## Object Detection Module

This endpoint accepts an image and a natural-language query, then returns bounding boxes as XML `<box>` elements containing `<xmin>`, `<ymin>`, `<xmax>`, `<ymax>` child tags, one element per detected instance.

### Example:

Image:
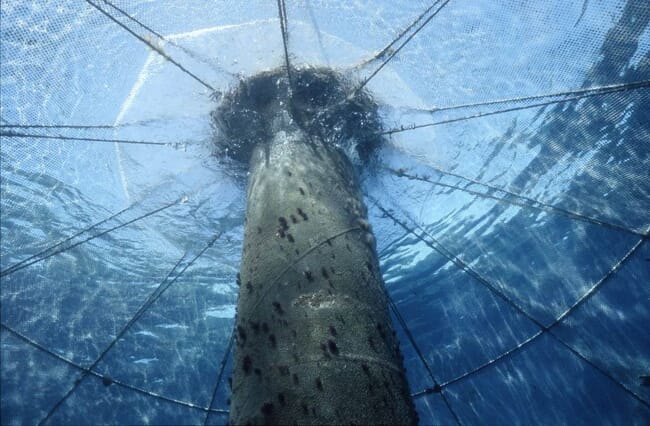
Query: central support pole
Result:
<box><xmin>229</xmin><ymin>113</ymin><xmax>417</xmax><ymax>424</ymax></box>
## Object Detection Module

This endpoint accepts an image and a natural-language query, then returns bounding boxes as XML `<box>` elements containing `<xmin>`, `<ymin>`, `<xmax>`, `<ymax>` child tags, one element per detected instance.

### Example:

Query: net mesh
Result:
<box><xmin>1</xmin><ymin>1</ymin><xmax>649</xmax><ymax>425</ymax></box>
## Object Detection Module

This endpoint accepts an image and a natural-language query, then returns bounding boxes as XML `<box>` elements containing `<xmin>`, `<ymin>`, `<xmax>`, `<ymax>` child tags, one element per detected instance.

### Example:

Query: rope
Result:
<box><xmin>203</xmin><ymin>331</ymin><xmax>235</xmax><ymax>426</ymax></box>
<box><xmin>370</xmin><ymin>198</ymin><xmax>649</xmax><ymax>408</ymax></box>
<box><xmin>351</xmin><ymin>0</ymin><xmax>451</xmax><ymax>98</ymax></box>
<box><xmin>385</xmin><ymin>167</ymin><xmax>648</xmax><ymax>238</ymax></box>
<box><xmin>99</xmin><ymin>0</ymin><xmax>236</xmax><ymax>79</ymax></box>
<box><xmin>352</xmin><ymin>0</ymin><xmax>444</xmax><ymax>71</ymax></box>
<box><xmin>39</xmin><ymin>233</ymin><xmax>222</xmax><ymax>425</ymax></box>
<box><xmin>0</xmin><ymin>324</ymin><xmax>228</xmax><ymax>415</ymax></box>
<box><xmin>247</xmin><ymin>227</ymin><xmax>364</xmax><ymax>315</ymax></box>
<box><xmin>396</xmin><ymin>79</ymin><xmax>650</xmax><ymax>115</ymax></box>
<box><xmin>0</xmin><ymin>131</ymin><xmax>169</xmax><ymax>146</ymax></box>
<box><xmin>84</xmin><ymin>0</ymin><xmax>215</xmax><ymax>92</ymax></box>
<box><xmin>382</xmin><ymin>79</ymin><xmax>650</xmax><ymax>135</ymax></box>
<box><xmin>100</xmin><ymin>0</ymin><xmax>166</xmax><ymax>39</ymax></box>
<box><xmin>411</xmin><ymin>330</ymin><xmax>543</xmax><ymax>397</ymax></box>
<box><xmin>1</xmin><ymin>124</ymin><xmax>115</xmax><ymax>129</ymax></box>
<box><xmin>388</xmin><ymin>297</ymin><xmax>461</xmax><ymax>425</ymax></box>
<box><xmin>0</xmin><ymin>198</ymin><xmax>182</xmax><ymax>277</ymax></box>
<box><xmin>0</xmin><ymin>116</ymin><xmax>202</xmax><ymax>130</ymax></box>
<box><xmin>276</xmin><ymin>0</ymin><xmax>293</xmax><ymax>90</ymax></box>
<box><xmin>372</xmin><ymin>198</ymin><xmax>544</xmax><ymax>326</ymax></box>
<box><xmin>377</xmin><ymin>232</ymin><xmax>410</xmax><ymax>259</ymax></box>
<box><xmin>1</xmin><ymin>204</ymin><xmax>135</xmax><ymax>275</ymax></box>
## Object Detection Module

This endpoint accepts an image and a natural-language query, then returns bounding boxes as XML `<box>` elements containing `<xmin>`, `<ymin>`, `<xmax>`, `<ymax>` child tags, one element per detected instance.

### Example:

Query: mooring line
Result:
<box><xmin>0</xmin><ymin>131</ymin><xmax>170</xmax><ymax>146</ymax></box>
<box><xmin>352</xmin><ymin>0</ymin><xmax>444</xmax><ymax>71</ymax></box>
<box><xmin>0</xmin><ymin>198</ymin><xmax>181</xmax><ymax>277</ymax></box>
<box><xmin>372</xmin><ymin>197</ymin><xmax>649</xmax><ymax>407</ymax></box>
<box><xmin>382</xmin><ymin>79</ymin><xmax>650</xmax><ymax>135</ymax></box>
<box><xmin>351</xmin><ymin>0</ymin><xmax>451</xmax><ymax>98</ymax></box>
<box><xmin>1</xmin><ymin>204</ymin><xmax>135</xmax><ymax>276</ymax></box>
<box><xmin>384</xmin><ymin>167</ymin><xmax>647</xmax><ymax>238</ymax></box>
<box><xmin>203</xmin><ymin>330</ymin><xmax>235</xmax><ymax>426</ymax></box>
<box><xmin>38</xmin><ymin>233</ymin><xmax>222</xmax><ymax>425</ymax></box>
<box><xmin>84</xmin><ymin>0</ymin><xmax>215</xmax><ymax>92</ymax></box>
<box><xmin>0</xmin><ymin>324</ymin><xmax>228</xmax><ymax>415</ymax></box>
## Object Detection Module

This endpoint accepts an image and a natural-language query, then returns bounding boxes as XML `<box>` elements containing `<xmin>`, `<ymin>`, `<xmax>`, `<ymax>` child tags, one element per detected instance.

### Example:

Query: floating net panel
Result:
<box><xmin>1</xmin><ymin>1</ymin><xmax>649</xmax><ymax>425</ymax></box>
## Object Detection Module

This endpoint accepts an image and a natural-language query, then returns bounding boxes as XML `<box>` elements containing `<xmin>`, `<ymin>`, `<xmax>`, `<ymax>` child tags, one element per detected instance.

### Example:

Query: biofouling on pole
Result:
<box><xmin>215</xmin><ymin>68</ymin><xmax>417</xmax><ymax>425</ymax></box>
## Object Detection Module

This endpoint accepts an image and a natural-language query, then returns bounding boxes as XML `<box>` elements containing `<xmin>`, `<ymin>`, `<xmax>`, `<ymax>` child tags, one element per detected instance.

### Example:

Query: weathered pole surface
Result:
<box><xmin>229</xmin><ymin>110</ymin><xmax>417</xmax><ymax>424</ymax></box>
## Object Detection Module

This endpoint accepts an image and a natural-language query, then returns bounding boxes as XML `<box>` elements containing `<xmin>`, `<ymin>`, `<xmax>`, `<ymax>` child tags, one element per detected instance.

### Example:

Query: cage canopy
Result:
<box><xmin>1</xmin><ymin>1</ymin><xmax>649</xmax><ymax>425</ymax></box>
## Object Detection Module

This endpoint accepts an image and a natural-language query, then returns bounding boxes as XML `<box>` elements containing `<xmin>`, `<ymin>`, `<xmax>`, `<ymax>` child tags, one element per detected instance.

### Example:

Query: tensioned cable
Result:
<box><xmin>362</xmin><ymin>220</ymin><xmax>446</xmax><ymax>407</ymax></box>
<box><xmin>276</xmin><ymin>0</ymin><xmax>293</xmax><ymax>90</ymax></box>
<box><xmin>308</xmin><ymin>0</ymin><xmax>449</xmax><ymax>127</ymax></box>
<box><xmin>388</xmin><ymin>297</ymin><xmax>461</xmax><ymax>425</ymax></box>
<box><xmin>369</xmin><ymin>197</ymin><xmax>541</xmax><ymax>328</ymax></box>
<box><xmin>409</xmin><ymin>330</ymin><xmax>543</xmax><ymax>399</ymax></box>
<box><xmin>551</xmin><ymin>232</ymin><xmax>649</xmax><ymax>327</ymax></box>
<box><xmin>0</xmin><ymin>324</ymin><xmax>228</xmax><ymax>415</ymax></box>
<box><xmin>0</xmin><ymin>131</ymin><xmax>169</xmax><ymax>146</ymax></box>
<box><xmin>351</xmin><ymin>0</ymin><xmax>451</xmax><ymax>98</ymax></box>
<box><xmin>1</xmin><ymin>204</ymin><xmax>135</xmax><ymax>275</ymax></box>
<box><xmin>1</xmin><ymin>124</ymin><xmax>115</xmax><ymax>130</ymax></box>
<box><xmin>352</xmin><ymin>0</ymin><xmax>443</xmax><ymax>71</ymax></box>
<box><xmin>0</xmin><ymin>116</ymin><xmax>202</xmax><ymax>130</ymax></box>
<box><xmin>203</xmin><ymin>330</ymin><xmax>235</xmax><ymax>426</ymax></box>
<box><xmin>381</xmin><ymin>79</ymin><xmax>650</xmax><ymax>135</ymax></box>
<box><xmin>370</xmin><ymin>198</ymin><xmax>650</xmax><ymax>407</ymax></box>
<box><xmin>98</xmin><ymin>0</ymin><xmax>236</xmax><ymax>79</ymax></box>
<box><xmin>384</xmin><ymin>167</ymin><xmax>648</xmax><ymax>238</ymax></box>
<box><xmin>436</xmin><ymin>232</ymin><xmax>647</xmax><ymax>392</ymax></box>
<box><xmin>306</xmin><ymin>0</ymin><xmax>449</xmax><ymax>130</ymax></box>
<box><xmin>83</xmin><ymin>0</ymin><xmax>215</xmax><ymax>92</ymax></box>
<box><xmin>99</xmin><ymin>0</ymin><xmax>164</xmax><ymax>39</ymax></box>
<box><xmin>394</xmin><ymin>80</ymin><xmax>650</xmax><ymax>115</ymax></box>
<box><xmin>39</xmin><ymin>232</ymin><xmax>223</xmax><ymax>425</ymax></box>
<box><xmin>0</xmin><ymin>198</ymin><xmax>182</xmax><ymax>277</ymax></box>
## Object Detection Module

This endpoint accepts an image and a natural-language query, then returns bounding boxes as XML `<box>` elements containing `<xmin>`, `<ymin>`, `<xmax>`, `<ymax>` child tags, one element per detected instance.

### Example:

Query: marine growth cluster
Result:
<box><xmin>212</xmin><ymin>67</ymin><xmax>385</xmax><ymax>166</ymax></box>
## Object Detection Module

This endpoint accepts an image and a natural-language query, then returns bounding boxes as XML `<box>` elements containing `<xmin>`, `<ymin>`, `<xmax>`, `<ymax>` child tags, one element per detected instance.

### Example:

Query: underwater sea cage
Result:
<box><xmin>1</xmin><ymin>1</ymin><xmax>649</xmax><ymax>425</ymax></box>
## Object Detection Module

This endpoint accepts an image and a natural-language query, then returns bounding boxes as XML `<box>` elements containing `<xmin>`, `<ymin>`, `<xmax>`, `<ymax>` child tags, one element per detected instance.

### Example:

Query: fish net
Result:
<box><xmin>1</xmin><ymin>1</ymin><xmax>649</xmax><ymax>424</ymax></box>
